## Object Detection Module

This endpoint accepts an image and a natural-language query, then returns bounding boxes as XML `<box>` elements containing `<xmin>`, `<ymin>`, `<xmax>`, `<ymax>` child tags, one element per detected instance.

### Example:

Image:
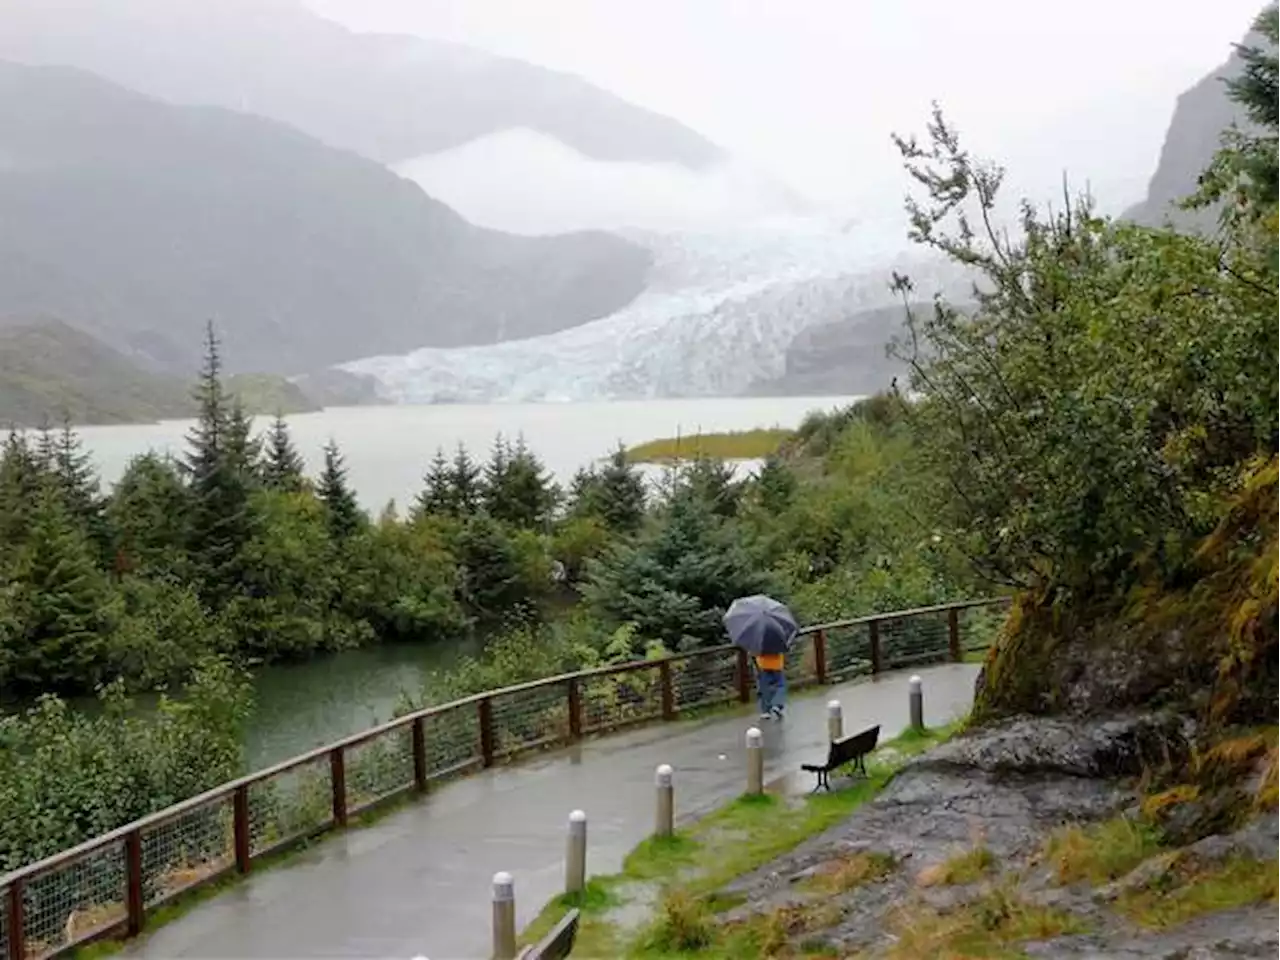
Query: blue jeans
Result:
<box><xmin>757</xmin><ymin>669</ymin><xmax>787</xmax><ymax>713</ymax></box>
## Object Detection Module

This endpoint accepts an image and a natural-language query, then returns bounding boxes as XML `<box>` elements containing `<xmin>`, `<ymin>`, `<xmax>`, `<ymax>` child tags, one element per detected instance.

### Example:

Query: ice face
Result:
<box><xmin>338</xmin><ymin>216</ymin><xmax>970</xmax><ymax>403</ymax></box>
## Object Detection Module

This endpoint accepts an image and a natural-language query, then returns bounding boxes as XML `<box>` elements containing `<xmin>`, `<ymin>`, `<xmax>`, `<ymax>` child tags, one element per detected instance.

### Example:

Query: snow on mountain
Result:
<box><xmin>393</xmin><ymin>127</ymin><xmax>813</xmax><ymax>235</ymax></box>
<box><xmin>338</xmin><ymin>217</ymin><xmax>970</xmax><ymax>403</ymax></box>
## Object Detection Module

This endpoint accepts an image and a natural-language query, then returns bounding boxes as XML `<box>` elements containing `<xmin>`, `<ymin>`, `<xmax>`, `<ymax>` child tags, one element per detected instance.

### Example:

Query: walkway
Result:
<box><xmin>123</xmin><ymin>662</ymin><xmax>980</xmax><ymax>959</ymax></box>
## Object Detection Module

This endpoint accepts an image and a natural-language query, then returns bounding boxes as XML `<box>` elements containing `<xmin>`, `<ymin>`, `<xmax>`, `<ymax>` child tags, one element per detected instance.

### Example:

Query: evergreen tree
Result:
<box><xmin>584</xmin><ymin>494</ymin><xmax>770</xmax><ymax>650</ymax></box>
<box><xmin>590</xmin><ymin>445</ymin><xmax>646</xmax><ymax>533</ymax></box>
<box><xmin>448</xmin><ymin>443</ymin><xmax>482</xmax><ymax>517</ymax></box>
<box><xmin>107</xmin><ymin>453</ymin><xmax>192</xmax><ymax>579</ymax></box>
<box><xmin>676</xmin><ymin>455</ymin><xmax>740</xmax><ymax>519</ymax></box>
<box><xmin>454</xmin><ymin>513</ymin><xmax>527</xmax><ymax>624</ymax></box>
<box><xmin>753</xmin><ymin>455</ymin><xmax>797</xmax><ymax>513</ymax></box>
<box><xmin>565</xmin><ymin>466</ymin><xmax>601</xmax><ymax>517</ymax></box>
<box><xmin>485</xmin><ymin>434</ymin><xmax>559</xmax><ymax>530</ymax></box>
<box><xmin>317</xmin><ymin>440</ymin><xmax>363</xmax><ymax>539</ymax></box>
<box><xmin>413</xmin><ymin>448</ymin><xmax>454</xmax><ymax>518</ymax></box>
<box><xmin>261</xmin><ymin>414</ymin><xmax>306</xmax><ymax>492</ymax></box>
<box><xmin>184</xmin><ymin>322</ymin><xmax>254</xmax><ymax>603</ymax></box>
<box><xmin>52</xmin><ymin>418</ymin><xmax>108</xmax><ymax>553</ymax></box>
<box><xmin>6</xmin><ymin>487</ymin><xmax>115</xmax><ymax>692</ymax></box>
<box><xmin>225</xmin><ymin>398</ymin><xmax>262</xmax><ymax>485</ymax></box>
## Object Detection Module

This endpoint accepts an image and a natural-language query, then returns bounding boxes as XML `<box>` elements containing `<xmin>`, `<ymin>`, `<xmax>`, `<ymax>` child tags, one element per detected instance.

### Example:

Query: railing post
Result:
<box><xmin>735</xmin><ymin>648</ymin><xmax>751</xmax><ymax>703</ymax></box>
<box><xmin>7</xmin><ymin>879</ymin><xmax>25</xmax><ymax>960</ymax></box>
<box><xmin>567</xmin><ymin>677</ymin><xmax>582</xmax><ymax>740</ymax></box>
<box><xmin>412</xmin><ymin>716</ymin><xmax>428</xmax><ymax>793</ymax></box>
<box><xmin>948</xmin><ymin>607</ymin><xmax>961</xmax><ymax>661</ymax></box>
<box><xmin>813</xmin><ymin>629</ymin><xmax>828</xmax><ymax>684</ymax></box>
<box><xmin>125</xmin><ymin>829</ymin><xmax>145</xmax><ymax>937</ymax></box>
<box><xmin>659</xmin><ymin>661</ymin><xmax>675</xmax><ymax>720</ymax></box>
<box><xmin>869</xmin><ymin>619</ymin><xmax>882</xmax><ymax>675</ymax></box>
<box><xmin>233</xmin><ymin>785</ymin><xmax>252</xmax><ymax>874</ymax></box>
<box><xmin>330</xmin><ymin>747</ymin><xmax>348</xmax><ymax>828</ymax></box>
<box><xmin>478</xmin><ymin>697</ymin><xmax>496</xmax><ymax>768</ymax></box>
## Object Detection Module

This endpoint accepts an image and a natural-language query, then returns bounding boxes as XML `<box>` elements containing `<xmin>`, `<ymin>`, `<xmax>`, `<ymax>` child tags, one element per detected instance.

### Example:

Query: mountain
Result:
<box><xmin>1121</xmin><ymin>24</ymin><xmax>1263</xmax><ymax>231</ymax></box>
<box><xmin>0</xmin><ymin>0</ymin><xmax>721</xmax><ymax>171</ymax></box>
<box><xmin>0</xmin><ymin>61</ymin><xmax>650</xmax><ymax>375</ymax></box>
<box><xmin>337</xmin><ymin>221</ymin><xmax>972</xmax><ymax>403</ymax></box>
<box><xmin>0</xmin><ymin>318</ymin><xmax>194</xmax><ymax>426</ymax></box>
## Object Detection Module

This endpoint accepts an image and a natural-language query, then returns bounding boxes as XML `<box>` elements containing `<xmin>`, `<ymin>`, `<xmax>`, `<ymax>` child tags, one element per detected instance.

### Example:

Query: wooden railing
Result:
<box><xmin>0</xmin><ymin>597</ymin><xmax>1009</xmax><ymax>960</ymax></box>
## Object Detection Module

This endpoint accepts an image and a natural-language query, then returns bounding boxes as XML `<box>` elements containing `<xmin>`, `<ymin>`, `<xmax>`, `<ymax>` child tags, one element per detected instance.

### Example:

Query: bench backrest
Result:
<box><xmin>517</xmin><ymin>908</ymin><xmax>580</xmax><ymax>960</ymax></box>
<box><xmin>829</xmin><ymin>725</ymin><xmax>880</xmax><ymax>765</ymax></box>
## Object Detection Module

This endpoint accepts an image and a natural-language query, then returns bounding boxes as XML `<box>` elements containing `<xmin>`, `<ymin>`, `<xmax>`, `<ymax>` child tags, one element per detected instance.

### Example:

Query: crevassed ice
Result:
<box><xmin>339</xmin><ymin>217</ymin><xmax>969</xmax><ymax>403</ymax></box>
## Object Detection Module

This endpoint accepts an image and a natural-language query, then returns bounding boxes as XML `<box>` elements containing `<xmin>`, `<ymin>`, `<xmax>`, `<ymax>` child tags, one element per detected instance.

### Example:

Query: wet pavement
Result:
<box><xmin>123</xmin><ymin>662</ymin><xmax>979</xmax><ymax>960</ymax></box>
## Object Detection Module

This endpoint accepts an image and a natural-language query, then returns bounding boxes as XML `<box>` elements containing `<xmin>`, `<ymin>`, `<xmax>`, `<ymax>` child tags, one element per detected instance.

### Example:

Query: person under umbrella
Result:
<box><xmin>723</xmin><ymin>595</ymin><xmax>799</xmax><ymax>721</ymax></box>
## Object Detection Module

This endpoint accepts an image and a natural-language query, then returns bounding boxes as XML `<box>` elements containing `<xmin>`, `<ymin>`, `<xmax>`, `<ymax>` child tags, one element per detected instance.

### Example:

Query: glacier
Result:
<box><xmin>337</xmin><ymin>216</ymin><xmax>971</xmax><ymax>404</ymax></box>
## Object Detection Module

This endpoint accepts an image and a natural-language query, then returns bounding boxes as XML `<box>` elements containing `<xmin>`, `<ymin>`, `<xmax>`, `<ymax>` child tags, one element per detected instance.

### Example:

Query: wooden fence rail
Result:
<box><xmin>0</xmin><ymin>596</ymin><xmax>1009</xmax><ymax>960</ymax></box>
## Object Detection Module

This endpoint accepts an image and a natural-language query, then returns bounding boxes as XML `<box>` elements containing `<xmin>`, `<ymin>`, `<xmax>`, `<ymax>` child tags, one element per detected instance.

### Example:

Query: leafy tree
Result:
<box><xmin>316</xmin><ymin>440</ymin><xmax>363</xmax><ymax>540</ymax></box>
<box><xmin>261</xmin><ymin>414</ymin><xmax>306</xmax><ymax>492</ymax></box>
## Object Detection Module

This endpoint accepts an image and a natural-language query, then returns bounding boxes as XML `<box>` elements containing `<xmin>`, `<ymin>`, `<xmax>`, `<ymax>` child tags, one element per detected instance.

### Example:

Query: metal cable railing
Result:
<box><xmin>0</xmin><ymin>596</ymin><xmax>1009</xmax><ymax>960</ymax></box>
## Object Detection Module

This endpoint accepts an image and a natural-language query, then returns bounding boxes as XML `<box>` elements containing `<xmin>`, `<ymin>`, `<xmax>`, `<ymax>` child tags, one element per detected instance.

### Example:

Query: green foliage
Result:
<box><xmin>482</xmin><ymin>434</ymin><xmax>559</xmax><ymax>530</ymax></box>
<box><xmin>570</xmin><ymin>445</ymin><xmax>647</xmax><ymax>533</ymax></box>
<box><xmin>0</xmin><ymin>656</ymin><xmax>250</xmax><ymax>871</ymax></box>
<box><xmin>260</xmin><ymin>414</ymin><xmax>307</xmax><ymax>493</ymax></box>
<box><xmin>316</xmin><ymin>439</ymin><xmax>364</xmax><ymax>540</ymax></box>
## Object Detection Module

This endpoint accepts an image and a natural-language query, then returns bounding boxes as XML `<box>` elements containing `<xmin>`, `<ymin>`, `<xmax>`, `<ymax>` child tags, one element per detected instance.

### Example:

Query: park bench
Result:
<box><xmin>801</xmin><ymin>725</ymin><xmax>880</xmax><ymax>793</ymax></box>
<box><xmin>517</xmin><ymin>908</ymin><xmax>580</xmax><ymax>960</ymax></box>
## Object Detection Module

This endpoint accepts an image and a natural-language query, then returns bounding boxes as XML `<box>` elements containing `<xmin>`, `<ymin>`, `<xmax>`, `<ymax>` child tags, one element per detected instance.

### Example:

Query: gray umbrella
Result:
<box><xmin>723</xmin><ymin>594</ymin><xmax>799</xmax><ymax>655</ymax></box>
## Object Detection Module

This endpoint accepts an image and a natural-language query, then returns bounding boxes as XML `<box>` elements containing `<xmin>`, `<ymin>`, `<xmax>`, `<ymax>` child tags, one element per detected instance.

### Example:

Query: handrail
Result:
<box><xmin>0</xmin><ymin>595</ymin><xmax>1010</xmax><ymax>958</ymax></box>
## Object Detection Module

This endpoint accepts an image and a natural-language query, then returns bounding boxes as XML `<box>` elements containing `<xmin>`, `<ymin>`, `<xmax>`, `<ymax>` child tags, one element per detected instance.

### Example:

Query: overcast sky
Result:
<box><xmin>308</xmin><ymin>0</ymin><xmax>1261</xmax><ymax>215</ymax></box>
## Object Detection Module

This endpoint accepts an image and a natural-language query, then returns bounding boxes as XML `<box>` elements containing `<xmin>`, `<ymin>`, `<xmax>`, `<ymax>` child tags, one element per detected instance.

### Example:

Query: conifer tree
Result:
<box><xmin>6</xmin><ymin>486</ymin><xmax>114</xmax><ymax>692</ymax></box>
<box><xmin>676</xmin><ymin>455</ymin><xmax>740</xmax><ymax>519</ymax></box>
<box><xmin>225</xmin><ymin>398</ymin><xmax>262</xmax><ymax>486</ymax></box>
<box><xmin>753</xmin><ymin>455</ymin><xmax>797</xmax><ymax>513</ymax></box>
<box><xmin>317</xmin><ymin>440</ymin><xmax>363</xmax><ymax>539</ymax></box>
<box><xmin>592</xmin><ymin>445</ymin><xmax>646</xmax><ymax>533</ymax></box>
<box><xmin>53</xmin><ymin>418</ymin><xmax>108</xmax><ymax>552</ymax></box>
<box><xmin>454</xmin><ymin>512</ymin><xmax>526</xmax><ymax>623</ymax></box>
<box><xmin>448</xmin><ymin>443</ymin><xmax>482</xmax><ymax>517</ymax></box>
<box><xmin>184</xmin><ymin>322</ymin><xmax>254</xmax><ymax>603</ymax></box>
<box><xmin>413</xmin><ymin>448</ymin><xmax>454</xmax><ymax>518</ymax></box>
<box><xmin>487</xmin><ymin>435</ymin><xmax>558</xmax><ymax>530</ymax></box>
<box><xmin>108</xmin><ymin>453</ymin><xmax>192</xmax><ymax>578</ymax></box>
<box><xmin>0</xmin><ymin>430</ymin><xmax>46</xmax><ymax>563</ymax></box>
<box><xmin>261</xmin><ymin>414</ymin><xmax>306</xmax><ymax>492</ymax></box>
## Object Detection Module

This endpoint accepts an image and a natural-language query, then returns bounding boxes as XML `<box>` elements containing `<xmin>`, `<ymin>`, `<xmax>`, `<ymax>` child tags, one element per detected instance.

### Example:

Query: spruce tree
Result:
<box><xmin>413</xmin><ymin>448</ymin><xmax>454</xmax><ymax>518</ymax></box>
<box><xmin>448</xmin><ymin>443</ymin><xmax>482</xmax><ymax>517</ymax></box>
<box><xmin>7</xmin><ymin>487</ymin><xmax>115</xmax><ymax>692</ymax></box>
<box><xmin>53</xmin><ymin>417</ymin><xmax>109</xmax><ymax>553</ymax></box>
<box><xmin>593</xmin><ymin>445</ymin><xmax>646</xmax><ymax>533</ymax></box>
<box><xmin>261</xmin><ymin>414</ymin><xmax>306</xmax><ymax>492</ymax></box>
<box><xmin>225</xmin><ymin>398</ymin><xmax>262</xmax><ymax>486</ymax></box>
<box><xmin>108</xmin><ymin>453</ymin><xmax>192</xmax><ymax>578</ymax></box>
<box><xmin>754</xmin><ymin>455</ymin><xmax>797</xmax><ymax>513</ymax></box>
<box><xmin>487</xmin><ymin>435</ymin><xmax>558</xmax><ymax>530</ymax></box>
<box><xmin>676</xmin><ymin>455</ymin><xmax>740</xmax><ymax>519</ymax></box>
<box><xmin>454</xmin><ymin>512</ymin><xmax>526</xmax><ymax>623</ymax></box>
<box><xmin>0</xmin><ymin>430</ymin><xmax>44</xmax><ymax>560</ymax></box>
<box><xmin>184</xmin><ymin>322</ymin><xmax>254</xmax><ymax>603</ymax></box>
<box><xmin>480</xmin><ymin>433</ymin><xmax>511</xmax><ymax>514</ymax></box>
<box><xmin>317</xmin><ymin>440</ymin><xmax>363</xmax><ymax>539</ymax></box>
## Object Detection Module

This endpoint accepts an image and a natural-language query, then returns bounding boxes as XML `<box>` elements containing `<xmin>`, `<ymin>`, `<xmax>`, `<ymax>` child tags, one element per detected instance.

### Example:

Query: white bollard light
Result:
<box><xmin>565</xmin><ymin>809</ymin><xmax>587</xmax><ymax>896</ymax></box>
<box><xmin>827</xmin><ymin>699</ymin><xmax>843</xmax><ymax>742</ymax></box>
<box><xmin>492</xmin><ymin>871</ymin><xmax>516</xmax><ymax>960</ymax></box>
<box><xmin>654</xmin><ymin>764</ymin><xmax>675</xmax><ymax>838</ymax></box>
<box><xmin>908</xmin><ymin>674</ymin><xmax>924</xmax><ymax>731</ymax></box>
<box><xmin>745</xmin><ymin>726</ymin><xmax>764</xmax><ymax>795</ymax></box>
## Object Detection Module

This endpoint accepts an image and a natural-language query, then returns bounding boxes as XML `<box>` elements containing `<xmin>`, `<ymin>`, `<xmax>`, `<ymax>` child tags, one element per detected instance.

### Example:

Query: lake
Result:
<box><xmin>68</xmin><ymin>396</ymin><xmax>858</xmax><ymax>767</ymax></box>
<box><xmin>74</xmin><ymin>396</ymin><xmax>857</xmax><ymax>512</ymax></box>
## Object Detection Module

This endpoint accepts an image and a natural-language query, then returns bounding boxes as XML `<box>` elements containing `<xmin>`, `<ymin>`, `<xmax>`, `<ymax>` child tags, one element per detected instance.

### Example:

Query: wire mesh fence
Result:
<box><xmin>21</xmin><ymin>840</ymin><xmax>127</xmax><ymax>958</ymax></box>
<box><xmin>140</xmin><ymin>795</ymin><xmax>235</xmax><ymax>907</ymax></box>
<box><xmin>345</xmin><ymin>726</ymin><xmax>416</xmax><ymax>813</ymax></box>
<box><xmin>1</xmin><ymin>598</ymin><xmax>1008</xmax><ymax>959</ymax></box>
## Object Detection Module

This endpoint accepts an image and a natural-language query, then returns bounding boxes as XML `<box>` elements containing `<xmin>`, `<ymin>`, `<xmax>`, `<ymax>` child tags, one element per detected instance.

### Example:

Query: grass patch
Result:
<box><xmin>521</xmin><ymin>722</ymin><xmax>960</xmax><ymax>958</ymax></box>
<box><xmin>878</xmin><ymin>887</ymin><xmax>1089</xmax><ymax>959</ymax></box>
<box><xmin>1117</xmin><ymin>854</ymin><xmax>1279</xmax><ymax>929</ymax></box>
<box><xmin>917</xmin><ymin>845</ymin><xmax>997</xmax><ymax>887</ymax></box>
<box><xmin>1042</xmin><ymin>815</ymin><xmax>1164</xmax><ymax>885</ymax></box>
<box><xmin>624</xmin><ymin>429</ymin><xmax>793</xmax><ymax>463</ymax></box>
<box><xmin>802</xmin><ymin>850</ymin><xmax>896</xmax><ymax>894</ymax></box>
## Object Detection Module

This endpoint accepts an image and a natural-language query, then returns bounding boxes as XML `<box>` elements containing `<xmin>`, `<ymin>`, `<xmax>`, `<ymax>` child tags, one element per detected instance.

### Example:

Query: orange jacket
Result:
<box><xmin>755</xmin><ymin>652</ymin><xmax>784</xmax><ymax>671</ymax></box>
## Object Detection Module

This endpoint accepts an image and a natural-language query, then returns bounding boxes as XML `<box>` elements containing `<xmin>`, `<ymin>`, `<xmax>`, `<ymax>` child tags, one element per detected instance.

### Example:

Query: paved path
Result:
<box><xmin>124</xmin><ymin>663</ymin><xmax>979</xmax><ymax>960</ymax></box>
